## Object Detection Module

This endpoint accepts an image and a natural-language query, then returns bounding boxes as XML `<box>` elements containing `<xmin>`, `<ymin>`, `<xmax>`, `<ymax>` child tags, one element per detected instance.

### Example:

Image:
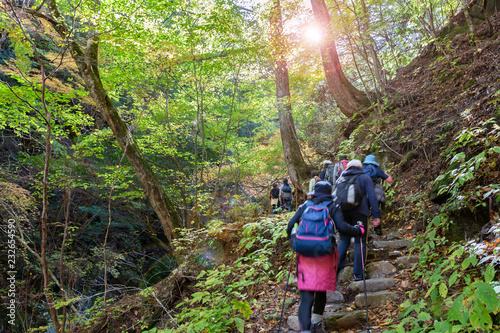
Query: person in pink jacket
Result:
<box><xmin>286</xmin><ymin>181</ymin><xmax>365</xmax><ymax>333</ymax></box>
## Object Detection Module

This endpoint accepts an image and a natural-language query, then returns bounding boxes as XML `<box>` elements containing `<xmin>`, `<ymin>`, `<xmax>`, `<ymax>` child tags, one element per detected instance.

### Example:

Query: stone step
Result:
<box><xmin>366</xmin><ymin>260</ymin><xmax>397</xmax><ymax>278</ymax></box>
<box><xmin>324</xmin><ymin>310</ymin><xmax>366</xmax><ymax>331</ymax></box>
<box><xmin>396</xmin><ymin>255</ymin><xmax>419</xmax><ymax>269</ymax></box>
<box><xmin>372</xmin><ymin>239</ymin><xmax>413</xmax><ymax>249</ymax></box>
<box><xmin>326</xmin><ymin>290</ymin><xmax>344</xmax><ymax>303</ymax></box>
<box><xmin>354</xmin><ymin>290</ymin><xmax>398</xmax><ymax>307</ymax></box>
<box><xmin>348</xmin><ymin>277</ymin><xmax>397</xmax><ymax>293</ymax></box>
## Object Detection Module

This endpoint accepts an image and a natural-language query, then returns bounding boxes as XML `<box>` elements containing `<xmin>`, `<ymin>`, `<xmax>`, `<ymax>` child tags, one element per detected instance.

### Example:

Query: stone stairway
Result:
<box><xmin>285</xmin><ymin>230</ymin><xmax>417</xmax><ymax>332</ymax></box>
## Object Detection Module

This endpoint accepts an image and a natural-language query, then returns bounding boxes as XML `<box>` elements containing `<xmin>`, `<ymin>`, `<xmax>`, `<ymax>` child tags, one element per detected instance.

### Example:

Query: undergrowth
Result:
<box><xmin>147</xmin><ymin>216</ymin><xmax>290</xmax><ymax>332</ymax></box>
<box><xmin>387</xmin><ymin>214</ymin><xmax>500</xmax><ymax>333</ymax></box>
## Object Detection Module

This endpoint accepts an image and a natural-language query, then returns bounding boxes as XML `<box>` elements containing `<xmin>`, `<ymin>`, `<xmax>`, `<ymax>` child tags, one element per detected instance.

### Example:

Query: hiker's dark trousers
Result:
<box><xmin>298</xmin><ymin>291</ymin><xmax>326</xmax><ymax>330</ymax></box>
<box><xmin>337</xmin><ymin>212</ymin><xmax>367</xmax><ymax>279</ymax></box>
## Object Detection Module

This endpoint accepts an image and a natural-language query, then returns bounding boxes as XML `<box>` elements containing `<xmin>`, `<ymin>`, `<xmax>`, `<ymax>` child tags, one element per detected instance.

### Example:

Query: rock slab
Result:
<box><xmin>324</xmin><ymin>310</ymin><xmax>366</xmax><ymax>330</ymax></box>
<box><xmin>372</xmin><ymin>239</ymin><xmax>413</xmax><ymax>249</ymax></box>
<box><xmin>348</xmin><ymin>277</ymin><xmax>397</xmax><ymax>293</ymax></box>
<box><xmin>366</xmin><ymin>261</ymin><xmax>397</xmax><ymax>278</ymax></box>
<box><xmin>355</xmin><ymin>290</ymin><xmax>398</xmax><ymax>307</ymax></box>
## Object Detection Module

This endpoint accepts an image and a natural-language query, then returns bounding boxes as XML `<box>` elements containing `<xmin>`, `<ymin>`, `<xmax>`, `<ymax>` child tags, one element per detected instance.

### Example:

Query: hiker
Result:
<box><xmin>335</xmin><ymin>159</ymin><xmax>380</xmax><ymax>281</ymax></box>
<box><xmin>280</xmin><ymin>178</ymin><xmax>294</xmax><ymax>212</ymax></box>
<box><xmin>362</xmin><ymin>154</ymin><xmax>393</xmax><ymax>235</ymax></box>
<box><xmin>318</xmin><ymin>160</ymin><xmax>332</xmax><ymax>181</ymax></box>
<box><xmin>286</xmin><ymin>181</ymin><xmax>365</xmax><ymax>332</ymax></box>
<box><xmin>270</xmin><ymin>183</ymin><xmax>280</xmax><ymax>213</ymax></box>
<box><xmin>325</xmin><ymin>154</ymin><xmax>349</xmax><ymax>189</ymax></box>
<box><xmin>308</xmin><ymin>171</ymin><xmax>319</xmax><ymax>193</ymax></box>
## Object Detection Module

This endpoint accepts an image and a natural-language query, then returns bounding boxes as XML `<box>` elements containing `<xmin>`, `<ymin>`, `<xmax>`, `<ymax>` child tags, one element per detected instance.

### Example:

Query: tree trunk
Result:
<box><xmin>41</xmin><ymin>0</ymin><xmax>182</xmax><ymax>242</ymax></box>
<box><xmin>310</xmin><ymin>0</ymin><xmax>369</xmax><ymax>118</ymax></box>
<box><xmin>359</xmin><ymin>0</ymin><xmax>386</xmax><ymax>92</ymax></box>
<box><xmin>271</xmin><ymin>0</ymin><xmax>310</xmax><ymax>194</ymax></box>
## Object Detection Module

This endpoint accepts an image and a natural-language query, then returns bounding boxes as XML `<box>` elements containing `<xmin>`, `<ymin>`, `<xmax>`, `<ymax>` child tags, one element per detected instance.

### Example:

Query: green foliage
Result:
<box><xmin>168</xmin><ymin>217</ymin><xmax>288</xmax><ymax>332</ymax></box>
<box><xmin>433</xmin><ymin>117</ymin><xmax>500</xmax><ymax>210</ymax></box>
<box><xmin>388</xmin><ymin>214</ymin><xmax>500</xmax><ymax>333</ymax></box>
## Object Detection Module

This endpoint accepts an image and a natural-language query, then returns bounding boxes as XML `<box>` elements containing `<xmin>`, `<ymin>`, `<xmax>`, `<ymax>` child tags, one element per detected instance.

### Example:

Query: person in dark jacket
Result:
<box><xmin>270</xmin><ymin>183</ymin><xmax>280</xmax><ymax>212</ymax></box>
<box><xmin>336</xmin><ymin>159</ymin><xmax>380</xmax><ymax>281</ymax></box>
<box><xmin>280</xmin><ymin>178</ymin><xmax>294</xmax><ymax>212</ymax></box>
<box><xmin>287</xmin><ymin>181</ymin><xmax>364</xmax><ymax>333</ymax></box>
<box><xmin>363</xmin><ymin>154</ymin><xmax>393</xmax><ymax>235</ymax></box>
<box><xmin>318</xmin><ymin>160</ymin><xmax>332</xmax><ymax>181</ymax></box>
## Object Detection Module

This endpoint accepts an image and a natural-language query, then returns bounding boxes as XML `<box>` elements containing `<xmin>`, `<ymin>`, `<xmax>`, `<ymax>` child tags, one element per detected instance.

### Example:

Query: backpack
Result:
<box><xmin>333</xmin><ymin>173</ymin><xmax>363</xmax><ymax>210</ymax></box>
<box><xmin>291</xmin><ymin>201</ymin><xmax>336</xmax><ymax>257</ymax></box>
<box><xmin>282</xmin><ymin>184</ymin><xmax>292</xmax><ymax>199</ymax></box>
<box><xmin>326</xmin><ymin>162</ymin><xmax>346</xmax><ymax>185</ymax></box>
<box><xmin>374</xmin><ymin>183</ymin><xmax>386</xmax><ymax>203</ymax></box>
<box><xmin>271</xmin><ymin>188</ymin><xmax>280</xmax><ymax>198</ymax></box>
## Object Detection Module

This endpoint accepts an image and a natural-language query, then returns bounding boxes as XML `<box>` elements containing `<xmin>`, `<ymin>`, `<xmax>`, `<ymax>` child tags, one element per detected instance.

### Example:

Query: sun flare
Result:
<box><xmin>304</xmin><ymin>24</ymin><xmax>323</xmax><ymax>44</ymax></box>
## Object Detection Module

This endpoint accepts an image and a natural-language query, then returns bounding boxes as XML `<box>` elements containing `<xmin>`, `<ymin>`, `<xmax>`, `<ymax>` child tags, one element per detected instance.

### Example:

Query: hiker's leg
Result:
<box><xmin>353</xmin><ymin>214</ymin><xmax>368</xmax><ymax>279</ymax></box>
<box><xmin>311</xmin><ymin>292</ymin><xmax>326</xmax><ymax>331</ymax></box>
<box><xmin>298</xmin><ymin>290</ymin><xmax>314</xmax><ymax>330</ymax></box>
<box><xmin>312</xmin><ymin>292</ymin><xmax>326</xmax><ymax>315</ymax></box>
<box><xmin>337</xmin><ymin>231</ymin><xmax>351</xmax><ymax>272</ymax></box>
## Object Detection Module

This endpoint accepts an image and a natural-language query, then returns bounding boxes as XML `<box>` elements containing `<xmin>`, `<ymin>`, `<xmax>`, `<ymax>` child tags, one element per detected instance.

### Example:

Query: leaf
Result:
<box><xmin>449</xmin><ymin>271</ymin><xmax>459</xmax><ymax>287</ymax></box>
<box><xmin>439</xmin><ymin>282</ymin><xmax>448</xmax><ymax>298</ymax></box>
<box><xmin>484</xmin><ymin>264</ymin><xmax>495</xmax><ymax>283</ymax></box>
<box><xmin>474</xmin><ymin>282</ymin><xmax>500</xmax><ymax>312</ymax></box>
<box><xmin>433</xmin><ymin>321</ymin><xmax>451</xmax><ymax>332</ymax></box>
<box><xmin>448</xmin><ymin>294</ymin><xmax>464</xmax><ymax>322</ymax></box>
<box><xmin>234</xmin><ymin>318</ymin><xmax>244</xmax><ymax>333</ymax></box>
<box><xmin>462</xmin><ymin>257</ymin><xmax>471</xmax><ymax>270</ymax></box>
<box><xmin>417</xmin><ymin>311</ymin><xmax>431</xmax><ymax>321</ymax></box>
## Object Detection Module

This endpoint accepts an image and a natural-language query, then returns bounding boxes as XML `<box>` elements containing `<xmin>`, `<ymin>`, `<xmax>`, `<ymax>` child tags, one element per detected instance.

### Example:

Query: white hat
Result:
<box><xmin>322</xmin><ymin>160</ymin><xmax>332</xmax><ymax>165</ymax></box>
<box><xmin>346</xmin><ymin>159</ymin><xmax>362</xmax><ymax>169</ymax></box>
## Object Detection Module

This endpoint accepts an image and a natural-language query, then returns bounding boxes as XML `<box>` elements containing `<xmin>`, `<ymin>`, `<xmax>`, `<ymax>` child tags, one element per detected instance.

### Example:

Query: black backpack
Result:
<box><xmin>271</xmin><ymin>188</ymin><xmax>280</xmax><ymax>198</ymax></box>
<box><xmin>333</xmin><ymin>173</ymin><xmax>363</xmax><ymax>210</ymax></box>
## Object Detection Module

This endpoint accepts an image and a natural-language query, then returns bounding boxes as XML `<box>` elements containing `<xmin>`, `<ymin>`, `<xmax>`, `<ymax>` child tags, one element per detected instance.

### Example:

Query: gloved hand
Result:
<box><xmin>356</xmin><ymin>221</ymin><xmax>365</xmax><ymax>235</ymax></box>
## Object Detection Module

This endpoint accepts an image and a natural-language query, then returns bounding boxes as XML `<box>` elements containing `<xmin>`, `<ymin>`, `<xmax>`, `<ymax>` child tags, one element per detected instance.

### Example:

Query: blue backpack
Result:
<box><xmin>291</xmin><ymin>201</ymin><xmax>336</xmax><ymax>257</ymax></box>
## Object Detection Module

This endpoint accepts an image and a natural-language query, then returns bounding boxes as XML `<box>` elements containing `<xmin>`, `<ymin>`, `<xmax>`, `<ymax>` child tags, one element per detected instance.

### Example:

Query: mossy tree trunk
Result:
<box><xmin>37</xmin><ymin>0</ymin><xmax>183</xmax><ymax>242</ymax></box>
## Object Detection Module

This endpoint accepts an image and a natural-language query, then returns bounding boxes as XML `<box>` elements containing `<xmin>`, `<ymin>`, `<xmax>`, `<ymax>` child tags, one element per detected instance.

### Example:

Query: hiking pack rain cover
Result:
<box><xmin>291</xmin><ymin>201</ymin><xmax>335</xmax><ymax>257</ymax></box>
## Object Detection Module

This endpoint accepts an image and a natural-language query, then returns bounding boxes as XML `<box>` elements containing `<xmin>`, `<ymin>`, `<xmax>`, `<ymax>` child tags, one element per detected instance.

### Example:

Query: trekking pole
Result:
<box><xmin>357</xmin><ymin>221</ymin><xmax>372</xmax><ymax>333</ymax></box>
<box><xmin>276</xmin><ymin>250</ymin><xmax>295</xmax><ymax>332</ymax></box>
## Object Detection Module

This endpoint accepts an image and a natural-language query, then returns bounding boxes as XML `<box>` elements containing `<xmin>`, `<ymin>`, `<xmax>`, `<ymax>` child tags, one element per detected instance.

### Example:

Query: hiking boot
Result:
<box><xmin>354</xmin><ymin>273</ymin><xmax>370</xmax><ymax>281</ymax></box>
<box><xmin>311</xmin><ymin>322</ymin><xmax>325</xmax><ymax>333</ymax></box>
<box><xmin>374</xmin><ymin>225</ymin><xmax>383</xmax><ymax>235</ymax></box>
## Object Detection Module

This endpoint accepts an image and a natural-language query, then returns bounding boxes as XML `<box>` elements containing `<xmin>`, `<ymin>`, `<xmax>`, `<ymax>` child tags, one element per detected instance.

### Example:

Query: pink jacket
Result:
<box><xmin>297</xmin><ymin>248</ymin><xmax>339</xmax><ymax>292</ymax></box>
